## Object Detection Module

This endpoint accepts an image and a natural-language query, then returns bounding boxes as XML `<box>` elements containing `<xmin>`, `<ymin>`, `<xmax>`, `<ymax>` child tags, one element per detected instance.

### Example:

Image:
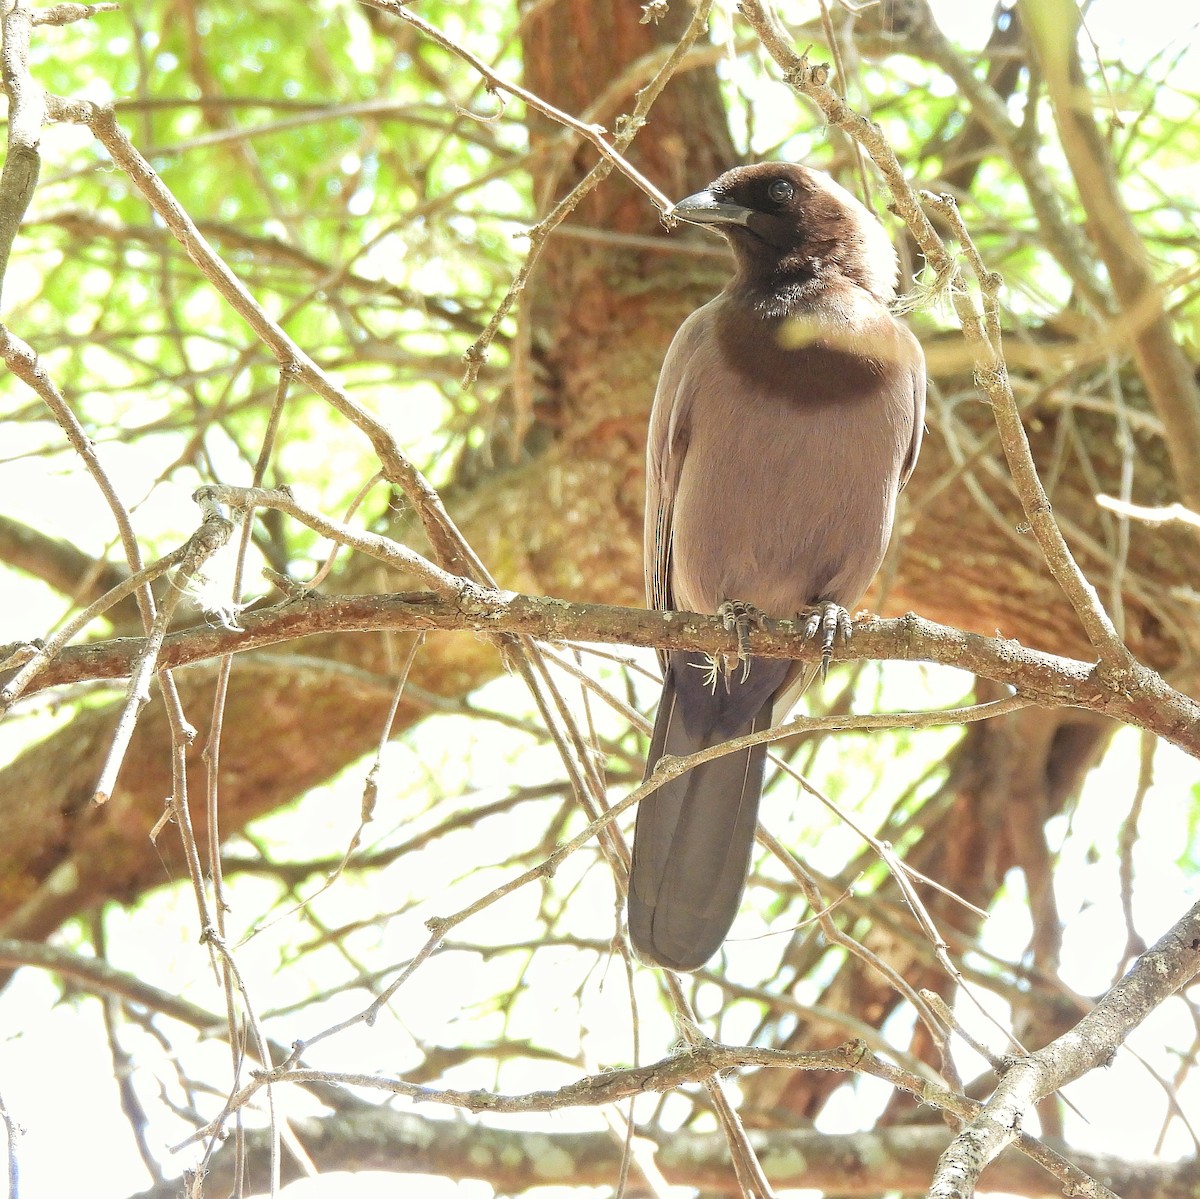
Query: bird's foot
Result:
<box><xmin>688</xmin><ymin>653</ymin><xmax>724</xmax><ymax>694</ymax></box>
<box><xmin>717</xmin><ymin>599</ymin><xmax>767</xmax><ymax>681</ymax></box>
<box><xmin>801</xmin><ymin>601</ymin><xmax>852</xmax><ymax>680</ymax></box>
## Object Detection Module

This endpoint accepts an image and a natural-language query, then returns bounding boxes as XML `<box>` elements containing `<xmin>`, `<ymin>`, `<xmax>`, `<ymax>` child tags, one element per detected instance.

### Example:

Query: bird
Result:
<box><xmin>628</xmin><ymin>162</ymin><xmax>926</xmax><ymax>972</ymax></box>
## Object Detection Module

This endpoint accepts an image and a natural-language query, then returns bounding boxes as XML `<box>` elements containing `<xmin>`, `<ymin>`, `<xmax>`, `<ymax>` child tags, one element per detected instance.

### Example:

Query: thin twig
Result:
<box><xmin>0</xmin><ymin>1085</ymin><xmax>18</xmax><ymax>1199</ymax></box>
<box><xmin>202</xmin><ymin>371</ymin><xmax>290</xmax><ymax>1193</ymax></box>
<box><xmin>93</xmin><ymin>506</ymin><xmax>233</xmax><ymax>803</ymax></box>
<box><xmin>923</xmin><ymin>189</ymin><xmax>1136</xmax><ymax>678</ymax></box>
<box><xmin>1097</xmin><ymin>494</ymin><xmax>1200</xmax><ymax>529</ymax></box>
<box><xmin>928</xmin><ymin>898</ymin><xmax>1200</xmax><ymax>1199</ymax></box>
<box><xmin>192</xmin><ymin>484</ymin><xmax>465</xmax><ymax>596</ymax></box>
<box><xmin>357</xmin><ymin>0</ymin><xmax>673</xmax><ymax>217</ymax></box>
<box><xmin>201</xmin><ymin>929</ymin><xmax>282</xmax><ymax>1197</ymax></box>
<box><xmin>461</xmin><ymin>0</ymin><xmax>713</xmax><ymax>388</ymax></box>
<box><xmin>0</xmin><ymin>539</ymin><xmax>188</xmax><ymax>714</ymax></box>
<box><xmin>179</xmin><ymin>1039</ymin><xmax>865</xmax><ymax>1143</ymax></box>
<box><xmin>920</xmin><ymin>989</ymin><xmax>1007</xmax><ymax>1072</ymax></box>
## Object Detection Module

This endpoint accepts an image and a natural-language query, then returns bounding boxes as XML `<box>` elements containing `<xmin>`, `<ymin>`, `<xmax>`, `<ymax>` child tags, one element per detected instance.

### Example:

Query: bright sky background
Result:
<box><xmin>2</xmin><ymin>2</ymin><xmax>1200</xmax><ymax>1197</ymax></box>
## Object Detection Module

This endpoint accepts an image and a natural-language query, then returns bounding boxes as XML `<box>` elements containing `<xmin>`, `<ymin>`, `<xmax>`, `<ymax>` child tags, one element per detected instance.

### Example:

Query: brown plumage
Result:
<box><xmin>629</xmin><ymin>163</ymin><xmax>926</xmax><ymax>971</ymax></box>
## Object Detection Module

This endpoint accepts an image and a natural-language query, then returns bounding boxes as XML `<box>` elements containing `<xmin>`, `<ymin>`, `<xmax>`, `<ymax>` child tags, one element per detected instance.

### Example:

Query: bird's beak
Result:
<box><xmin>671</xmin><ymin>188</ymin><xmax>753</xmax><ymax>228</ymax></box>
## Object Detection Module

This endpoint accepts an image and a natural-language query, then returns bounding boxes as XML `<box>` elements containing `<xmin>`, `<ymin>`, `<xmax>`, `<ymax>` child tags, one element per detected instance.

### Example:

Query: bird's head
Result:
<box><xmin>672</xmin><ymin>162</ymin><xmax>899</xmax><ymax>307</ymax></box>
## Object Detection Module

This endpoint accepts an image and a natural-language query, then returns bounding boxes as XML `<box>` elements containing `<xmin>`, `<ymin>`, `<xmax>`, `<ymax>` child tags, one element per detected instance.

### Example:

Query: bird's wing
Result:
<box><xmin>899</xmin><ymin>329</ymin><xmax>927</xmax><ymax>490</ymax></box>
<box><xmin>644</xmin><ymin>304</ymin><xmax>714</xmax><ymax>626</ymax></box>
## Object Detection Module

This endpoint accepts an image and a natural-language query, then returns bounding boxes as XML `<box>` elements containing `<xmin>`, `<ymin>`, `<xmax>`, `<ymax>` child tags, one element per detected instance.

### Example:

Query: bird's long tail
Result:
<box><xmin>628</xmin><ymin>650</ymin><xmax>791</xmax><ymax>971</ymax></box>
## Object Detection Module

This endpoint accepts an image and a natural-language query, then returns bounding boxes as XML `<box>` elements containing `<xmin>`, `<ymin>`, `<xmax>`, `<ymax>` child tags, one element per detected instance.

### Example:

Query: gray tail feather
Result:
<box><xmin>628</xmin><ymin>651</ymin><xmax>790</xmax><ymax>971</ymax></box>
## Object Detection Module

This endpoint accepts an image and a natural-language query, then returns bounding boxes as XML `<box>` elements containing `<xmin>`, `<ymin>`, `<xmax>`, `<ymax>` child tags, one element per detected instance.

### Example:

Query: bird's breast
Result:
<box><xmin>666</xmin><ymin>313</ymin><xmax>914</xmax><ymax>617</ymax></box>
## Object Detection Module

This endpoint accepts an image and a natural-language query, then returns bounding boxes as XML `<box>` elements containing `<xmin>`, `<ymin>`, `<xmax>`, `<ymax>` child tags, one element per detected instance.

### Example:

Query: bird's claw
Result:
<box><xmin>717</xmin><ymin>599</ymin><xmax>766</xmax><ymax>682</ymax></box>
<box><xmin>802</xmin><ymin>601</ymin><xmax>852</xmax><ymax>679</ymax></box>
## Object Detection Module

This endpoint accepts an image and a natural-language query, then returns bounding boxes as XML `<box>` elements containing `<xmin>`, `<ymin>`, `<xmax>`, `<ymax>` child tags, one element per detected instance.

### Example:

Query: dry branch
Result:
<box><xmin>930</xmin><ymin>899</ymin><xmax>1200</xmax><ymax>1198</ymax></box>
<box><xmin>14</xmin><ymin>588</ymin><xmax>1200</xmax><ymax>755</ymax></box>
<box><xmin>126</xmin><ymin>1114</ymin><xmax>1200</xmax><ymax>1199</ymax></box>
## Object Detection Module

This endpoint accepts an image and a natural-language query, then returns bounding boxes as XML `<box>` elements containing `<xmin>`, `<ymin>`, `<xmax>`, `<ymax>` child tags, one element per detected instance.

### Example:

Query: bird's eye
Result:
<box><xmin>767</xmin><ymin>179</ymin><xmax>793</xmax><ymax>204</ymax></box>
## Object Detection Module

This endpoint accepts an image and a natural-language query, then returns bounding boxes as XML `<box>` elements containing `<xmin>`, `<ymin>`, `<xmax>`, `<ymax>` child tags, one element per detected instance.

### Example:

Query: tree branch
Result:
<box><xmin>175</xmin><ymin>1033</ymin><xmax>1117</xmax><ymax>1198</ymax></box>
<box><xmin>1020</xmin><ymin>0</ymin><xmax>1200</xmax><ymax>513</ymax></box>
<box><xmin>126</xmin><ymin>1112</ymin><xmax>1200</xmax><ymax>1199</ymax></box>
<box><xmin>11</xmin><ymin>588</ymin><xmax>1200</xmax><ymax>755</ymax></box>
<box><xmin>0</xmin><ymin>0</ymin><xmax>42</xmax><ymax>309</ymax></box>
<box><xmin>0</xmin><ymin>512</ymin><xmax>134</xmax><ymax>616</ymax></box>
<box><xmin>929</xmin><ymin>899</ymin><xmax>1200</xmax><ymax>1199</ymax></box>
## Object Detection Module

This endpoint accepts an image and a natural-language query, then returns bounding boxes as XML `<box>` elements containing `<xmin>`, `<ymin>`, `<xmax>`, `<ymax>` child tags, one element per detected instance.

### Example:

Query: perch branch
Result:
<box><xmin>16</xmin><ymin>590</ymin><xmax>1200</xmax><ymax>756</ymax></box>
